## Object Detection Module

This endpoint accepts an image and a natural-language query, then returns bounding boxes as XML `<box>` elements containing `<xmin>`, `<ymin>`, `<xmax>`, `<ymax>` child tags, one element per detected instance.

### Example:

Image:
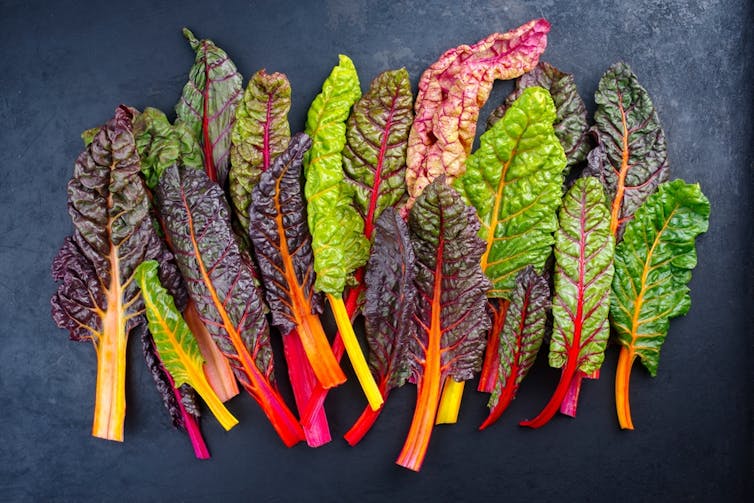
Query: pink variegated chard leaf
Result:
<box><xmin>175</xmin><ymin>28</ymin><xmax>243</xmax><ymax>186</ymax></box>
<box><xmin>404</xmin><ymin>18</ymin><xmax>550</xmax><ymax>210</ymax></box>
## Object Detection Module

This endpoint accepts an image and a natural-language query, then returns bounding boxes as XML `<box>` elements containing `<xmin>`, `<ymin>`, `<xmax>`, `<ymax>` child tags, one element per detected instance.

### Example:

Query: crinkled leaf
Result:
<box><xmin>134</xmin><ymin>107</ymin><xmax>203</xmax><ymax>189</ymax></box>
<box><xmin>229</xmin><ymin>70</ymin><xmax>292</xmax><ymax>234</ymax></box>
<box><xmin>156</xmin><ymin>164</ymin><xmax>273</xmax><ymax>383</ymax></box>
<box><xmin>489</xmin><ymin>267</ymin><xmax>549</xmax><ymax>407</ymax></box>
<box><xmin>610</xmin><ymin>180</ymin><xmax>710</xmax><ymax>376</ymax></box>
<box><xmin>175</xmin><ymin>28</ymin><xmax>243</xmax><ymax>186</ymax></box>
<box><xmin>397</xmin><ymin>179</ymin><xmax>490</xmax><ymax>471</ymax></box>
<box><xmin>50</xmin><ymin>106</ymin><xmax>165</xmax><ymax>440</ymax></box>
<box><xmin>409</xmin><ymin>178</ymin><xmax>492</xmax><ymax>381</ymax></box>
<box><xmin>550</xmin><ymin>177</ymin><xmax>615</xmax><ymax>374</ymax></box>
<box><xmin>405</xmin><ymin>19</ymin><xmax>550</xmax><ymax>208</ymax></box>
<box><xmin>81</xmin><ymin>127</ymin><xmax>101</xmax><ymax>147</ymax></box>
<box><xmin>304</xmin><ymin>55</ymin><xmax>369</xmax><ymax>294</ymax></box>
<box><xmin>487</xmin><ymin>62</ymin><xmax>589</xmax><ymax>169</ymax></box>
<box><xmin>135</xmin><ymin>260</ymin><xmax>238</xmax><ymax>430</ymax></box>
<box><xmin>249</xmin><ymin>133</ymin><xmax>322</xmax><ymax>334</ymax></box>
<box><xmin>585</xmin><ymin>62</ymin><xmax>669</xmax><ymax>238</ymax></box>
<box><xmin>342</xmin><ymin>68</ymin><xmax>414</xmax><ymax>237</ymax></box>
<box><xmin>364</xmin><ymin>208</ymin><xmax>416</xmax><ymax>390</ymax></box>
<box><xmin>455</xmin><ymin>86</ymin><xmax>566</xmax><ymax>298</ymax></box>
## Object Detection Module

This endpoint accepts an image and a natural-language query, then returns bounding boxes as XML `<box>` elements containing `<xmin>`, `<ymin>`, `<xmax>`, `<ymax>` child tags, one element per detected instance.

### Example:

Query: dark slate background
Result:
<box><xmin>1</xmin><ymin>0</ymin><xmax>751</xmax><ymax>501</ymax></box>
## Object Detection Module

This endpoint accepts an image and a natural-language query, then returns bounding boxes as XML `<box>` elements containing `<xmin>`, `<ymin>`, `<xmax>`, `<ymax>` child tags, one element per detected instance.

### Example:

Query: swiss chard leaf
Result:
<box><xmin>585</xmin><ymin>62</ymin><xmax>669</xmax><ymax>238</ymax></box>
<box><xmin>455</xmin><ymin>86</ymin><xmax>566</xmax><ymax>298</ymax></box>
<box><xmin>480</xmin><ymin>267</ymin><xmax>549</xmax><ymax>429</ymax></box>
<box><xmin>304</xmin><ymin>54</ymin><xmax>369</xmax><ymax>295</ymax></box>
<box><xmin>611</xmin><ymin>180</ymin><xmax>709</xmax><ymax>428</ymax></box>
<box><xmin>404</xmin><ymin>19</ymin><xmax>550</xmax><ymax>209</ymax></box>
<box><xmin>50</xmin><ymin>106</ymin><xmax>164</xmax><ymax>442</ymax></box>
<box><xmin>521</xmin><ymin>177</ymin><xmax>615</xmax><ymax>428</ymax></box>
<box><xmin>342</xmin><ymin>68</ymin><xmax>414</xmax><ymax>238</ymax></box>
<box><xmin>396</xmin><ymin>178</ymin><xmax>491</xmax><ymax>471</ymax></box>
<box><xmin>487</xmin><ymin>62</ymin><xmax>589</xmax><ymax>170</ymax></box>
<box><xmin>249</xmin><ymin>133</ymin><xmax>345</xmax><ymax>389</ymax></box>
<box><xmin>133</xmin><ymin>107</ymin><xmax>203</xmax><ymax>189</ymax></box>
<box><xmin>135</xmin><ymin>260</ymin><xmax>239</xmax><ymax>431</ymax></box>
<box><xmin>344</xmin><ymin>208</ymin><xmax>417</xmax><ymax>446</ymax></box>
<box><xmin>156</xmin><ymin>163</ymin><xmax>304</xmax><ymax>446</ymax></box>
<box><xmin>175</xmin><ymin>28</ymin><xmax>243</xmax><ymax>186</ymax></box>
<box><xmin>229</xmin><ymin>70</ymin><xmax>292</xmax><ymax>234</ymax></box>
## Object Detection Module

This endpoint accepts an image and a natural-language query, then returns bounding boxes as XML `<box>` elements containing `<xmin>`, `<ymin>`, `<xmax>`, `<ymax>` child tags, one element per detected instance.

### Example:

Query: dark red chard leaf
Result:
<box><xmin>520</xmin><ymin>177</ymin><xmax>615</xmax><ymax>429</ymax></box>
<box><xmin>479</xmin><ymin>267</ymin><xmax>549</xmax><ymax>430</ymax></box>
<box><xmin>343</xmin><ymin>68</ymin><xmax>414</xmax><ymax>239</ymax></box>
<box><xmin>175</xmin><ymin>28</ymin><xmax>243</xmax><ymax>186</ymax></box>
<box><xmin>487</xmin><ymin>62</ymin><xmax>590</xmax><ymax>170</ymax></box>
<box><xmin>156</xmin><ymin>163</ymin><xmax>304</xmax><ymax>447</ymax></box>
<box><xmin>585</xmin><ymin>62</ymin><xmax>669</xmax><ymax>238</ymax></box>
<box><xmin>396</xmin><ymin>178</ymin><xmax>491</xmax><ymax>472</ymax></box>
<box><xmin>249</xmin><ymin>133</ymin><xmax>345</xmax><ymax>390</ymax></box>
<box><xmin>50</xmin><ymin>106</ymin><xmax>165</xmax><ymax>442</ymax></box>
<box><xmin>140</xmin><ymin>324</ymin><xmax>210</xmax><ymax>459</ymax></box>
<box><xmin>345</xmin><ymin>208</ymin><xmax>416</xmax><ymax>446</ymax></box>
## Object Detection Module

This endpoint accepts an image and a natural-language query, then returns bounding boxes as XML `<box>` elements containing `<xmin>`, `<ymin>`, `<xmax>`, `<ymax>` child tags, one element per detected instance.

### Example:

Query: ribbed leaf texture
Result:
<box><xmin>156</xmin><ymin>164</ymin><xmax>272</xmax><ymax>380</ymax></box>
<box><xmin>134</xmin><ymin>107</ymin><xmax>203</xmax><ymax>189</ymax></box>
<box><xmin>156</xmin><ymin>163</ymin><xmax>304</xmax><ymax>446</ymax></box>
<box><xmin>365</xmin><ymin>208</ymin><xmax>416</xmax><ymax>390</ymax></box>
<box><xmin>550</xmin><ymin>177</ymin><xmax>615</xmax><ymax>373</ymax></box>
<box><xmin>175</xmin><ymin>28</ymin><xmax>243</xmax><ymax>186</ymax></box>
<box><xmin>50</xmin><ymin>105</ymin><xmax>165</xmax><ymax>441</ymax></box>
<box><xmin>491</xmin><ymin>267</ymin><xmax>549</xmax><ymax>406</ymax></box>
<box><xmin>342</xmin><ymin>68</ymin><xmax>414</xmax><ymax>238</ymax></box>
<box><xmin>585</xmin><ymin>62</ymin><xmax>668</xmax><ymax>238</ymax></box>
<box><xmin>304</xmin><ymin>55</ymin><xmax>369</xmax><ymax>294</ymax></box>
<box><xmin>455</xmin><ymin>86</ymin><xmax>566</xmax><ymax>298</ymax></box>
<box><xmin>520</xmin><ymin>177</ymin><xmax>614</xmax><ymax>429</ymax></box>
<box><xmin>611</xmin><ymin>180</ymin><xmax>710</xmax><ymax>376</ymax></box>
<box><xmin>229</xmin><ymin>70</ymin><xmax>292</xmax><ymax>234</ymax></box>
<box><xmin>249</xmin><ymin>133</ymin><xmax>322</xmax><ymax>333</ymax></box>
<box><xmin>487</xmin><ymin>62</ymin><xmax>589</xmax><ymax>170</ymax></box>
<box><xmin>396</xmin><ymin>179</ymin><xmax>490</xmax><ymax>471</ymax></box>
<box><xmin>404</xmin><ymin>19</ymin><xmax>550</xmax><ymax>210</ymax></box>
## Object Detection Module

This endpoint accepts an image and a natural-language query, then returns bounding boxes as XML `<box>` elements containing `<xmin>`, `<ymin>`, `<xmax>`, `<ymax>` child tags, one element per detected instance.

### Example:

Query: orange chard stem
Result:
<box><xmin>615</xmin><ymin>346</ymin><xmax>635</xmax><ymax>430</ymax></box>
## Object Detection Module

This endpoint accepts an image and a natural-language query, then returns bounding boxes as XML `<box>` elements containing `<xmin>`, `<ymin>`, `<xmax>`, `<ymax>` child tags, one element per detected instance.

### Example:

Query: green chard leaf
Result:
<box><xmin>342</xmin><ymin>68</ymin><xmax>414</xmax><ymax>238</ymax></box>
<box><xmin>81</xmin><ymin>126</ymin><xmax>101</xmax><ymax>147</ymax></box>
<box><xmin>229</xmin><ymin>70</ymin><xmax>292</xmax><ymax>234</ymax></box>
<box><xmin>585</xmin><ymin>62</ymin><xmax>669</xmax><ymax>239</ymax></box>
<box><xmin>175</xmin><ymin>28</ymin><xmax>243</xmax><ymax>186</ymax></box>
<box><xmin>156</xmin><ymin>163</ymin><xmax>304</xmax><ymax>447</ymax></box>
<box><xmin>133</xmin><ymin>107</ymin><xmax>203</xmax><ymax>189</ymax></box>
<box><xmin>521</xmin><ymin>177</ymin><xmax>615</xmax><ymax>429</ymax></box>
<box><xmin>304</xmin><ymin>54</ymin><xmax>369</xmax><ymax>294</ymax></box>
<box><xmin>612</xmin><ymin>180</ymin><xmax>709</xmax><ymax>428</ymax></box>
<box><xmin>455</xmin><ymin>86</ymin><xmax>567</xmax><ymax>298</ymax></box>
<box><xmin>404</xmin><ymin>19</ymin><xmax>550</xmax><ymax>210</ymax></box>
<box><xmin>480</xmin><ymin>266</ymin><xmax>550</xmax><ymax>429</ymax></box>
<box><xmin>487</xmin><ymin>62</ymin><xmax>590</xmax><ymax>170</ymax></box>
<box><xmin>397</xmin><ymin>178</ymin><xmax>491</xmax><ymax>472</ymax></box>
<box><xmin>134</xmin><ymin>260</ymin><xmax>238</xmax><ymax>431</ymax></box>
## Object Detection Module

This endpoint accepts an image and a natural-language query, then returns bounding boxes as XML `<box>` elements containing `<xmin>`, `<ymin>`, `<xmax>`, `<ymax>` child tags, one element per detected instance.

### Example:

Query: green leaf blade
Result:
<box><xmin>610</xmin><ymin>180</ymin><xmax>710</xmax><ymax>376</ymax></box>
<box><xmin>455</xmin><ymin>86</ymin><xmax>567</xmax><ymax>298</ymax></box>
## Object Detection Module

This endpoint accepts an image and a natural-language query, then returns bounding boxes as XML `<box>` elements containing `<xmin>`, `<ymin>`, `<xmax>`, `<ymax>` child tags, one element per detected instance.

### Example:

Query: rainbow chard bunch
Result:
<box><xmin>50</xmin><ymin>19</ymin><xmax>710</xmax><ymax>469</ymax></box>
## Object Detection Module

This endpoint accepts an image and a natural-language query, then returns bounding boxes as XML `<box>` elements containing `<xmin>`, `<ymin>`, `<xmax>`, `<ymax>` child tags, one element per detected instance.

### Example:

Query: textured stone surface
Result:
<box><xmin>0</xmin><ymin>0</ymin><xmax>751</xmax><ymax>500</ymax></box>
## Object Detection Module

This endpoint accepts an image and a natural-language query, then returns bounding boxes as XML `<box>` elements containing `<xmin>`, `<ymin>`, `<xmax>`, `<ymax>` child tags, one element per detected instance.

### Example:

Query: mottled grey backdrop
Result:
<box><xmin>1</xmin><ymin>0</ymin><xmax>751</xmax><ymax>501</ymax></box>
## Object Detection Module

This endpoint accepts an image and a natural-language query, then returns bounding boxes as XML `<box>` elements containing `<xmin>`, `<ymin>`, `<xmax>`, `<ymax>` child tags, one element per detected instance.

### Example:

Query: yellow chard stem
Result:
<box><xmin>191</xmin><ymin>370</ymin><xmax>239</xmax><ymax>431</ymax></box>
<box><xmin>327</xmin><ymin>293</ymin><xmax>384</xmax><ymax>411</ymax></box>
<box><xmin>435</xmin><ymin>378</ymin><xmax>465</xmax><ymax>424</ymax></box>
